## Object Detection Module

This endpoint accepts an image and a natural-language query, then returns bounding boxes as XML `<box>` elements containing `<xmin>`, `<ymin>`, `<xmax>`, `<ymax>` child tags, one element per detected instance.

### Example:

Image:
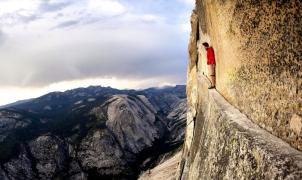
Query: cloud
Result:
<box><xmin>0</xmin><ymin>0</ymin><xmax>40</xmax><ymax>15</ymax></box>
<box><xmin>39</xmin><ymin>1</ymin><xmax>73</xmax><ymax>12</ymax></box>
<box><xmin>0</xmin><ymin>22</ymin><xmax>187</xmax><ymax>87</ymax></box>
<box><xmin>56</xmin><ymin>20</ymin><xmax>79</xmax><ymax>28</ymax></box>
<box><xmin>0</xmin><ymin>0</ymin><xmax>191</xmax><ymax>89</ymax></box>
<box><xmin>88</xmin><ymin>0</ymin><xmax>127</xmax><ymax>17</ymax></box>
<box><xmin>50</xmin><ymin>0</ymin><xmax>128</xmax><ymax>29</ymax></box>
<box><xmin>0</xmin><ymin>13</ymin><xmax>39</xmax><ymax>27</ymax></box>
<box><xmin>178</xmin><ymin>0</ymin><xmax>195</xmax><ymax>6</ymax></box>
<box><xmin>0</xmin><ymin>30</ymin><xmax>6</xmax><ymax>45</ymax></box>
<box><xmin>0</xmin><ymin>0</ymin><xmax>40</xmax><ymax>26</ymax></box>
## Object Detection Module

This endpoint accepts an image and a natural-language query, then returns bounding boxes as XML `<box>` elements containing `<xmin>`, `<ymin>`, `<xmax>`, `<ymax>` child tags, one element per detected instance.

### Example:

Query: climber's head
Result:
<box><xmin>202</xmin><ymin>42</ymin><xmax>209</xmax><ymax>49</ymax></box>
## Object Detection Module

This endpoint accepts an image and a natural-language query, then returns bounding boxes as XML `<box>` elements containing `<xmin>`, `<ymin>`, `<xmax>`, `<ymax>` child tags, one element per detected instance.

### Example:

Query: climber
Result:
<box><xmin>202</xmin><ymin>42</ymin><xmax>216</xmax><ymax>89</ymax></box>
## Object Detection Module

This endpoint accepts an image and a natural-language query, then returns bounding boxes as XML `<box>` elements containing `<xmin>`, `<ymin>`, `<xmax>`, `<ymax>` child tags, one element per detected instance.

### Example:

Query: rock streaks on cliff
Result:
<box><xmin>178</xmin><ymin>0</ymin><xmax>302</xmax><ymax>179</ymax></box>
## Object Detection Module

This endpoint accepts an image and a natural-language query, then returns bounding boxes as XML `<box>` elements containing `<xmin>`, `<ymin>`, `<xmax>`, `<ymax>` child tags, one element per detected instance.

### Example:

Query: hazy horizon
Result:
<box><xmin>0</xmin><ymin>0</ymin><xmax>194</xmax><ymax>105</ymax></box>
<box><xmin>0</xmin><ymin>83</ymin><xmax>186</xmax><ymax>107</ymax></box>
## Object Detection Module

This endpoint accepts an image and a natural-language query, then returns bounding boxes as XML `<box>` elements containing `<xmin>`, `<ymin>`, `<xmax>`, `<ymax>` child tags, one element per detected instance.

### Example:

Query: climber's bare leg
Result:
<box><xmin>208</xmin><ymin>65</ymin><xmax>216</xmax><ymax>89</ymax></box>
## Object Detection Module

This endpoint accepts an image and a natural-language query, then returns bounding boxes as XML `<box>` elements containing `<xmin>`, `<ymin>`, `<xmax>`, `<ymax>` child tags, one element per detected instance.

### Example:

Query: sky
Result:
<box><xmin>0</xmin><ymin>0</ymin><xmax>194</xmax><ymax>105</ymax></box>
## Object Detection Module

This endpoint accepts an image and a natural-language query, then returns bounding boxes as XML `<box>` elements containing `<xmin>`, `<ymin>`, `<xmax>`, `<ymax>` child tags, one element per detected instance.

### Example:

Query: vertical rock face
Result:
<box><xmin>166</xmin><ymin>99</ymin><xmax>187</xmax><ymax>143</ymax></box>
<box><xmin>106</xmin><ymin>95</ymin><xmax>166</xmax><ymax>156</ymax></box>
<box><xmin>77</xmin><ymin>129</ymin><xmax>128</xmax><ymax>175</ymax></box>
<box><xmin>181</xmin><ymin>78</ymin><xmax>302</xmax><ymax>179</ymax></box>
<box><xmin>185</xmin><ymin>11</ymin><xmax>199</xmax><ymax>152</ymax></box>
<box><xmin>179</xmin><ymin>0</ymin><xmax>302</xmax><ymax>179</ymax></box>
<box><xmin>3</xmin><ymin>146</ymin><xmax>34</xmax><ymax>180</ymax></box>
<box><xmin>29</xmin><ymin>135</ymin><xmax>69</xmax><ymax>179</ymax></box>
<box><xmin>193</xmin><ymin>0</ymin><xmax>302</xmax><ymax>152</ymax></box>
<box><xmin>0</xmin><ymin>110</ymin><xmax>31</xmax><ymax>142</ymax></box>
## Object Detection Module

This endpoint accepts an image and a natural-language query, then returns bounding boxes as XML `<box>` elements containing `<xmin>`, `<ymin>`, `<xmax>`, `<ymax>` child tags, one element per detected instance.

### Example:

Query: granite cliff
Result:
<box><xmin>0</xmin><ymin>85</ymin><xmax>186</xmax><ymax>179</ymax></box>
<box><xmin>176</xmin><ymin>0</ymin><xmax>302</xmax><ymax>179</ymax></box>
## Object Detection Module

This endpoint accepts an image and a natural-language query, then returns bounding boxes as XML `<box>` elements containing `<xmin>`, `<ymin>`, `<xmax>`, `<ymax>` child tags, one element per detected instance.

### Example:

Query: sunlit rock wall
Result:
<box><xmin>194</xmin><ymin>0</ymin><xmax>302</xmax><ymax>150</ymax></box>
<box><xmin>185</xmin><ymin>76</ymin><xmax>302</xmax><ymax>179</ymax></box>
<box><xmin>178</xmin><ymin>0</ymin><xmax>302</xmax><ymax>179</ymax></box>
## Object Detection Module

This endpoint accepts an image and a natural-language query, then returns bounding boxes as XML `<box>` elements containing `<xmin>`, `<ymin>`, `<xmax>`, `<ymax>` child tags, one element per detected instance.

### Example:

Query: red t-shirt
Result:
<box><xmin>206</xmin><ymin>47</ymin><xmax>215</xmax><ymax>65</ymax></box>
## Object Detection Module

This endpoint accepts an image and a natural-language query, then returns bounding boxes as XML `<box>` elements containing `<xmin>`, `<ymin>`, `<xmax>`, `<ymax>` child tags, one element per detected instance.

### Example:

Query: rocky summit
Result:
<box><xmin>0</xmin><ymin>85</ymin><xmax>186</xmax><ymax>180</ymax></box>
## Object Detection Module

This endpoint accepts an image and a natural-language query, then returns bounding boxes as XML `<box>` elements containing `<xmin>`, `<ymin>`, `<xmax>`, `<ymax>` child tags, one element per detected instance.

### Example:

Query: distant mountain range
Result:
<box><xmin>0</xmin><ymin>85</ymin><xmax>186</xmax><ymax>180</ymax></box>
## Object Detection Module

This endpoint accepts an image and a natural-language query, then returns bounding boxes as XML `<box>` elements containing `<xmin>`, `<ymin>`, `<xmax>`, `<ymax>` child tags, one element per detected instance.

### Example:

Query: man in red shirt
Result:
<box><xmin>202</xmin><ymin>42</ymin><xmax>216</xmax><ymax>89</ymax></box>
